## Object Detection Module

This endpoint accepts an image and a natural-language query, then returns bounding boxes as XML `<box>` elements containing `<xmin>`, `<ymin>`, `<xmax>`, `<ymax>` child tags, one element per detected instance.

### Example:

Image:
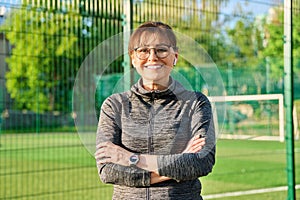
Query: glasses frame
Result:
<box><xmin>133</xmin><ymin>45</ymin><xmax>176</xmax><ymax>60</ymax></box>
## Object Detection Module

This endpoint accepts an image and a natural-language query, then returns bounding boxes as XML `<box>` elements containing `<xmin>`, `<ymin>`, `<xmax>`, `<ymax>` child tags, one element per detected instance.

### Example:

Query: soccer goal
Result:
<box><xmin>208</xmin><ymin>94</ymin><xmax>284</xmax><ymax>142</ymax></box>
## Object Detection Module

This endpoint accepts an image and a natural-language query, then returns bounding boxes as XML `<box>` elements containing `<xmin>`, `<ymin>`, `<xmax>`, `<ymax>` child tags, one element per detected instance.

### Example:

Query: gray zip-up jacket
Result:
<box><xmin>96</xmin><ymin>77</ymin><xmax>215</xmax><ymax>200</ymax></box>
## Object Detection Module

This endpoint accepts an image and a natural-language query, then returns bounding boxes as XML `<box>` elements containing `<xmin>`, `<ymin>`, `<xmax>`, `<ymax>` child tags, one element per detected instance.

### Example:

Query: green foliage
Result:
<box><xmin>1</xmin><ymin>5</ymin><xmax>80</xmax><ymax>112</ymax></box>
<box><xmin>1</xmin><ymin>2</ymin><xmax>123</xmax><ymax>113</ymax></box>
<box><xmin>262</xmin><ymin>5</ymin><xmax>300</xmax><ymax>79</ymax></box>
<box><xmin>227</xmin><ymin>20</ymin><xmax>261</xmax><ymax>66</ymax></box>
<box><xmin>222</xmin><ymin>2</ymin><xmax>300</xmax><ymax>95</ymax></box>
<box><xmin>224</xmin><ymin>5</ymin><xmax>267</xmax><ymax>94</ymax></box>
<box><xmin>180</xmin><ymin>0</ymin><xmax>230</xmax><ymax>64</ymax></box>
<box><xmin>262</xmin><ymin>8</ymin><xmax>284</xmax><ymax>80</ymax></box>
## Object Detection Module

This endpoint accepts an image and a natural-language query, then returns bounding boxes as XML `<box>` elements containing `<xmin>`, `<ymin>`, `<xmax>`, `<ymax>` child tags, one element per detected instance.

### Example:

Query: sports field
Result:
<box><xmin>0</xmin><ymin>133</ymin><xmax>299</xmax><ymax>200</ymax></box>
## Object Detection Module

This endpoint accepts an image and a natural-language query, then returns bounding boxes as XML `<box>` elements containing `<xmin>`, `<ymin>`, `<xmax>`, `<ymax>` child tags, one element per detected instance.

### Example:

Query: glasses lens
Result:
<box><xmin>156</xmin><ymin>46</ymin><xmax>170</xmax><ymax>58</ymax></box>
<box><xmin>135</xmin><ymin>46</ymin><xmax>171</xmax><ymax>59</ymax></box>
<box><xmin>135</xmin><ymin>47</ymin><xmax>149</xmax><ymax>60</ymax></box>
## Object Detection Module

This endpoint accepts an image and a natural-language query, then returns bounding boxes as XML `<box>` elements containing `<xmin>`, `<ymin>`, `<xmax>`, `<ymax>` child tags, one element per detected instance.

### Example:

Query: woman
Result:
<box><xmin>95</xmin><ymin>21</ymin><xmax>215</xmax><ymax>200</ymax></box>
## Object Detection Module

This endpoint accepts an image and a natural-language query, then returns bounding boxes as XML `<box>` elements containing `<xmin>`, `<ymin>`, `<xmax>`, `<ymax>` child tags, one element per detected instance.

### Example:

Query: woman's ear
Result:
<box><xmin>173</xmin><ymin>58</ymin><xmax>177</xmax><ymax>66</ymax></box>
<box><xmin>173</xmin><ymin>53</ymin><xmax>178</xmax><ymax>66</ymax></box>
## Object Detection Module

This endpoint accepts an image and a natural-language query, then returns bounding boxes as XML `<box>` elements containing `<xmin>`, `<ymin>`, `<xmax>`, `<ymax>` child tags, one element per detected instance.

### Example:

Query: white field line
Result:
<box><xmin>203</xmin><ymin>185</ymin><xmax>300</xmax><ymax>199</ymax></box>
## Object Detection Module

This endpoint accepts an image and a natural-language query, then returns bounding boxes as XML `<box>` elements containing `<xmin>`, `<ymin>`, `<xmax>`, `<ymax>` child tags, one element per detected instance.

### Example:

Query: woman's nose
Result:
<box><xmin>148</xmin><ymin>49</ymin><xmax>158</xmax><ymax>60</ymax></box>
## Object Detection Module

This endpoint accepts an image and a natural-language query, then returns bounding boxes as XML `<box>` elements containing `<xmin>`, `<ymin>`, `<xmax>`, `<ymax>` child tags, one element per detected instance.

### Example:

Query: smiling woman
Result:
<box><xmin>128</xmin><ymin>22</ymin><xmax>178</xmax><ymax>91</ymax></box>
<box><xmin>95</xmin><ymin>21</ymin><xmax>216</xmax><ymax>200</ymax></box>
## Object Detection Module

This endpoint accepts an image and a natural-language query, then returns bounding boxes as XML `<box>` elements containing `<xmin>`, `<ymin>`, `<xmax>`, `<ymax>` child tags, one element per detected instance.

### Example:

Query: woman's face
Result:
<box><xmin>130</xmin><ymin>33</ymin><xmax>178</xmax><ymax>87</ymax></box>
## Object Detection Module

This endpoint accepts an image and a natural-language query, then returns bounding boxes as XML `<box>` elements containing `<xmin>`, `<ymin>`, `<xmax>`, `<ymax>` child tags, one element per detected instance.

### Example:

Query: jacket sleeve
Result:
<box><xmin>96</xmin><ymin>95</ymin><xmax>151</xmax><ymax>187</ymax></box>
<box><xmin>157</xmin><ymin>95</ymin><xmax>216</xmax><ymax>181</ymax></box>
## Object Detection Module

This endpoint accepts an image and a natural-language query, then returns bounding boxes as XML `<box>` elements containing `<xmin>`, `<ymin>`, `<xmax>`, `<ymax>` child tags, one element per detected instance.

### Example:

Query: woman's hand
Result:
<box><xmin>95</xmin><ymin>141</ymin><xmax>159</xmax><ymax>172</ymax></box>
<box><xmin>182</xmin><ymin>135</ymin><xmax>206</xmax><ymax>153</ymax></box>
<box><xmin>95</xmin><ymin>141</ymin><xmax>132</xmax><ymax>166</ymax></box>
<box><xmin>150</xmin><ymin>172</ymin><xmax>171</xmax><ymax>184</ymax></box>
<box><xmin>151</xmin><ymin>135</ymin><xmax>206</xmax><ymax>184</ymax></box>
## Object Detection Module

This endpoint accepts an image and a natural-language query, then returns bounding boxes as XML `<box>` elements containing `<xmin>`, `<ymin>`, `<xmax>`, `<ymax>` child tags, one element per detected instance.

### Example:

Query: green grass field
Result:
<box><xmin>0</xmin><ymin>133</ymin><xmax>299</xmax><ymax>200</ymax></box>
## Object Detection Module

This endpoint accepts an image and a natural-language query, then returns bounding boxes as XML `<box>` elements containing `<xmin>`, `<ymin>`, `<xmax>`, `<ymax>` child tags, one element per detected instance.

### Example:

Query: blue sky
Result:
<box><xmin>222</xmin><ymin>0</ymin><xmax>282</xmax><ymax>16</ymax></box>
<box><xmin>0</xmin><ymin>0</ymin><xmax>20</xmax><ymax>6</ymax></box>
<box><xmin>0</xmin><ymin>0</ymin><xmax>21</xmax><ymax>15</ymax></box>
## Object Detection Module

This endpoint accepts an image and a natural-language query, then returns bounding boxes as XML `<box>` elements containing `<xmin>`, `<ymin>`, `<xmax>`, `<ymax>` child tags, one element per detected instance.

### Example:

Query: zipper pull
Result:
<box><xmin>151</xmin><ymin>90</ymin><xmax>160</xmax><ymax>99</ymax></box>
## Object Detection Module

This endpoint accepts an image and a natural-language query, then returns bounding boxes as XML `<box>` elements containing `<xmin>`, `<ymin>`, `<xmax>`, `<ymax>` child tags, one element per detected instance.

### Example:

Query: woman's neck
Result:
<box><xmin>142</xmin><ymin>78</ymin><xmax>170</xmax><ymax>91</ymax></box>
<box><xmin>143</xmin><ymin>84</ymin><xmax>166</xmax><ymax>91</ymax></box>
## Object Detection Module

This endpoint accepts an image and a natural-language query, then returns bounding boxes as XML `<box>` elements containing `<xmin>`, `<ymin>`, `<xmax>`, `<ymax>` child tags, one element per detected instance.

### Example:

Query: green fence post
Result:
<box><xmin>122</xmin><ymin>0</ymin><xmax>133</xmax><ymax>91</ymax></box>
<box><xmin>284</xmin><ymin>0</ymin><xmax>296</xmax><ymax>199</ymax></box>
<box><xmin>0</xmin><ymin>86</ymin><xmax>2</xmax><ymax>135</ymax></box>
<box><xmin>266</xmin><ymin>56</ymin><xmax>272</xmax><ymax>136</ymax></box>
<box><xmin>227</xmin><ymin>62</ymin><xmax>235</xmax><ymax>134</ymax></box>
<box><xmin>36</xmin><ymin>82</ymin><xmax>40</xmax><ymax>134</ymax></box>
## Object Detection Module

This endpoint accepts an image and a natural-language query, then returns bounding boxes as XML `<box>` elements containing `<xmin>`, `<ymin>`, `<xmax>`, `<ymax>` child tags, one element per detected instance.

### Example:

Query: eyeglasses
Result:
<box><xmin>134</xmin><ymin>45</ymin><xmax>175</xmax><ymax>60</ymax></box>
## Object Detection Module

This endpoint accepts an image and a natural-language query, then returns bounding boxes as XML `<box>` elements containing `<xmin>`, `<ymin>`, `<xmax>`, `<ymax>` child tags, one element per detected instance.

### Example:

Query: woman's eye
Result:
<box><xmin>156</xmin><ymin>48</ymin><xmax>168</xmax><ymax>53</ymax></box>
<box><xmin>139</xmin><ymin>48</ymin><xmax>149</xmax><ymax>53</ymax></box>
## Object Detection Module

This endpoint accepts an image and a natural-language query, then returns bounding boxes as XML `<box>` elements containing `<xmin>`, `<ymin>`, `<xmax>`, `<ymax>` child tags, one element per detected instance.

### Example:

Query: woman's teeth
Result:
<box><xmin>145</xmin><ymin>65</ymin><xmax>162</xmax><ymax>69</ymax></box>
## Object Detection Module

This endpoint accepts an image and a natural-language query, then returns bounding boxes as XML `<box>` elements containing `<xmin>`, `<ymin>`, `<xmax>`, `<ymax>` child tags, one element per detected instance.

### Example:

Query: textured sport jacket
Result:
<box><xmin>96</xmin><ymin>77</ymin><xmax>216</xmax><ymax>200</ymax></box>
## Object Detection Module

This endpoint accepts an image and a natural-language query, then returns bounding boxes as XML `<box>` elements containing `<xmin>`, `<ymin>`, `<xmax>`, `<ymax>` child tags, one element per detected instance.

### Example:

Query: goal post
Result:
<box><xmin>208</xmin><ymin>94</ymin><xmax>284</xmax><ymax>142</ymax></box>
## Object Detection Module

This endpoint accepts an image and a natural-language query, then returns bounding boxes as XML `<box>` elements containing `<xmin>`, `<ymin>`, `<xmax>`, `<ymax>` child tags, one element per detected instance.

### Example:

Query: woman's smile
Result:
<box><xmin>144</xmin><ymin>64</ymin><xmax>164</xmax><ymax>70</ymax></box>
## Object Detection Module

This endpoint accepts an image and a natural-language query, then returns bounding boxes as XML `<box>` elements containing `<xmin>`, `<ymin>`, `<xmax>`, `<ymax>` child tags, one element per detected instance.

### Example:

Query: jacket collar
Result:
<box><xmin>130</xmin><ymin>76</ymin><xmax>186</xmax><ymax>99</ymax></box>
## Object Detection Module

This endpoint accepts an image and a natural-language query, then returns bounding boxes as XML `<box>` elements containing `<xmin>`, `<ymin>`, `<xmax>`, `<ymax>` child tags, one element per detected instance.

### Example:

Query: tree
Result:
<box><xmin>262</xmin><ymin>4</ymin><xmax>300</xmax><ymax>80</ymax></box>
<box><xmin>224</xmin><ymin>2</ymin><xmax>267</xmax><ymax>94</ymax></box>
<box><xmin>1</xmin><ymin>4</ymin><xmax>81</xmax><ymax>112</ymax></box>
<box><xmin>1</xmin><ymin>1</ymin><xmax>122</xmax><ymax>112</ymax></box>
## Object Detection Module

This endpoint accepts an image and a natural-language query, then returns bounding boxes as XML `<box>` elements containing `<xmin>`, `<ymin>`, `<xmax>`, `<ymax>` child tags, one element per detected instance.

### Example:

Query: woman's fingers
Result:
<box><xmin>193</xmin><ymin>137</ymin><xmax>205</xmax><ymax>145</ymax></box>
<box><xmin>183</xmin><ymin>135</ymin><xmax>206</xmax><ymax>153</ymax></box>
<box><xmin>190</xmin><ymin>140</ymin><xmax>205</xmax><ymax>152</ymax></box>
<box><xmin>95</xmin><ymin>141</ymin><xmax>113</xmax><ymax>164</ymax></box>
<box><xmin>95</xmin><ymin>141</ymin><xmax>131</xmax><ymax>166</ymax></box>
<box><xmin>96</xmin><ymin>156</ymin><xmax>111</xmax><ymax>165</ymax></box>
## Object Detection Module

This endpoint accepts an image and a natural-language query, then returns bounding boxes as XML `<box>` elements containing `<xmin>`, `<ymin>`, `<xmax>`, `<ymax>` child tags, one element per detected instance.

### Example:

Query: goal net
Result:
<box><xmin>208</xmin><ymin>94</ymin><xmax>284</xmax><ymax>142</ymax></box>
